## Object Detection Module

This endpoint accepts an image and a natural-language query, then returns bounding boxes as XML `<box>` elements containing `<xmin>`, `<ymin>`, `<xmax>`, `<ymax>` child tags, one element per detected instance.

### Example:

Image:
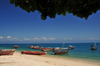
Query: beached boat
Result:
<box><xmin>91</xmin><ymin>42</ymin><xmax>97</xmax><ymax>50</ymax></box>
<box><xmin>41</xmin><ymin>47</ymin><xmax>53</xmax><ymax>51</ymax></box>
<box><xmin>21</xmin><ymin>51</ymin><xmax>46</xmax><ymax>55</ymax></box>
<box><xmin>14</xmin><ymin>45</ymin><xmax>19</xmax><ymax>49</ymax></box>
<box><xmin>0</xmin><ymin>49</ymin><xmax>15</xmax><ymax>55</ymax></box>
<box><xmin>68</xmin><ymin>45</ymin><xmax>75</xmax><ymax>49</ymax></box>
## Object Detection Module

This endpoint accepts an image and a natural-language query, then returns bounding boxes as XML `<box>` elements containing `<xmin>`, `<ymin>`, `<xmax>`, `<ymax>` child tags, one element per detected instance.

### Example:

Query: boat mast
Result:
<box><xmin>95</xmin><ymin>42</ymin><xmax>96</xmax><ymax>46</ymax></box>
<box><xmin>59</xmin><ymin>42</ymin><xmax>65</xmax><ymax>51</ymax></box>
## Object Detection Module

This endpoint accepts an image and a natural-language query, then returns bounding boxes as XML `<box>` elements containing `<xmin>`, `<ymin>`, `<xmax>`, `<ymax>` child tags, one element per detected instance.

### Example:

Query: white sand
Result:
<box><xmin>0</xmin><ymin>51</ymin><xmax>99</xmax><ymax>66</ymax></box>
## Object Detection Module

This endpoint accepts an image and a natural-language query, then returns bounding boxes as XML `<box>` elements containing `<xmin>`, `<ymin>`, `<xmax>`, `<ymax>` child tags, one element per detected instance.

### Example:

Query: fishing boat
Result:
<box><xmin>28</xmin><ymin>45</ymin><xmax>42</xmax><ymax>49</ymax></box>
<box><xmin>21</xmin><ymin>51</ymin><xmax>46</xmax><ymax>55</ymax></box>
<box><xmin>53</xmin><ymin>42</ymin><xmax>69</xmax><ymax>54</ymax></box>
<box><xmin>91</xmin><ymin>42</ymin><xmax>97</xmax><ymax>50</ymax></box>
<box><xmin>53</xmin><ymin>47</ymin><xmax>68</xmax><ymax>51</ymax></box>
<box><xmin>27</xmin><ymin>46</ymin><xmax>34</xmax><ymax>48</ymax></box>
<box><xmin>68</xmin><ymin>45</ymin><xmax>75</xmax><ymax>49</ymax></box>
<box><xmin>0</xmin><ymin>49</ymin><xmax>15</xmax><ymax>55</ymax></box>
<box><xmin>14</xmin><ymin>45</ymin><xmax>19</xmax><ymax>49</ymax></box>
<box><xmin>33</xmin><ymin>46</ymin><xmax>41</xmax><ymax>49</ymax></box>
<box><xmin>53</xmin><ymin>47</ymin><xmax>61</xmax><ymax>51</ymax></box>
<box><xmin>41</xmin><ymin>47</ymin><xmax>53</xmax><ymax>51</ymax></box>
<box><xmin>53</xmin><ymin>49</ymin><xmax>69</xmax><ymax>54</ymax></box>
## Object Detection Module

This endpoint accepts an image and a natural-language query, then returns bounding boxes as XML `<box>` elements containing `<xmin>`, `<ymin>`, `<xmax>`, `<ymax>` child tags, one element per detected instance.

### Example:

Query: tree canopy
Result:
<box><xmin>10</xmin><ymin>0</ymin><xmax>100</xmax><ymax>20</ymax></box>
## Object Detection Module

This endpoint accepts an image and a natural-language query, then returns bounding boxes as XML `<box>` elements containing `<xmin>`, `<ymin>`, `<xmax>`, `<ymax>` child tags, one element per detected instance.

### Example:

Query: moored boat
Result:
<box><xmin>14</xmin><ymin>45</ymin><xmax>19</xmax><ymax>49</ymax></box>
<box><xmin>68</xmin><ymin>45</ymin><xmax>75</xmax><ymax>49</ymax></box>
<box><xmin>0</xmin><ymin>49</ymin><xmax>15</xmax><ymax>55</ymax></box>
<box><xmin>41</xmin><ymin>47</ymin><xmax>53</xmax><ymax>51</ymax></box>
<box><xmin>21</xmin><ymin>51</ymin><xmax>46</xmax><ymax>55</ymax></box>
<box><xmin>53</xmin><ymin>42</ymin><xmax>69</xmax><ymax>54</ymax></box>
<box><xmin>28</xmin><ymin>45</ymin><xmax>42</xmax><ymax>49</ymax></box>
<box><xmin>27</xmin><ymin>46</ymin><xmax>34</xmax><ymax>48</ymax></box>
<box><xmin>53</xmin><ymin>49</ymin><xmax>69</xmax><ymax>55</ymax></box>
<box><xmin>91</xmin><ymin>42</ymin><xmax>97</xmax><ymax>50</ymax></box>
<box><xmin>53</xmin><ymin>47</ymin><xmax>68</xmax><ymax>51</ymax></box>
<box><xmin>53</xmin><ymin>47</ymin><xmax>61</xmax><ymax>51</ymax></box>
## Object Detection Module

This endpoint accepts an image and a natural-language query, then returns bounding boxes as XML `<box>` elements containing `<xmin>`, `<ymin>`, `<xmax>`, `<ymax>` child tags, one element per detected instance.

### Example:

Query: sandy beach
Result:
<box><xmin>0</xmin><ymin>51</ymin><xmax>99</xmax><ymax>66</ymax></box>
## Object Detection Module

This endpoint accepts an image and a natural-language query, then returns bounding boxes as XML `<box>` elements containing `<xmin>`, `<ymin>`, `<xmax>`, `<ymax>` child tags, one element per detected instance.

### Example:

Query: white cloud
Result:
<box><xmin>24</xmin><ymin>38</ymin><xmax>30</xmax><ymax>40</ymax></box>
<box><xmin>33</xmin><ymin>38</ymin><xmax>40</xmax><ymax>40</ymax></box>
<box><xmin>49</xmin><ymin>38</ymin><xmax>56</xmax><ymax>40</ymax></box>
<box><xmin>64</xmin><ymin>38</ymin><xmax>72</xmax><ymax>40</ymax></box>
<box><xmin>69</xmin><ymin>38</ymin><xmax>72</xmax><ymax>40</ymax></box>
<box><xmin>89</xmin><ymin>38</ymin><xmax>100</xmax><ymax>40</ymax></box>
<box><xmin>0</xmin><ymin>36</ymin><xmax>3</xmax><ymax>39</ymax></box>
<box><xmin>42</xmin><ymin>37</ymin><xmax>47</xmax><ymax>40</ymax></box>
<box><xmin>7</xmin><ymin>36</ymin><xmax>11</xmax><ymax>38</ymax></box>
<box><xmin>64</xmin><ymin>38</ymin><xmax>68</xmax><ymax>40</ymax></box>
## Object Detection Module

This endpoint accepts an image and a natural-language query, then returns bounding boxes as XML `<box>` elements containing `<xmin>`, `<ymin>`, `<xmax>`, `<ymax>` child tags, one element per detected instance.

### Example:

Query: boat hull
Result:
<box><xmin>14</xmin><ymin>45</ymin><xmax>19</xmax><ymax>49</ymax></box>
<box><xmin>32</xmin><ymin>47</ymin><xmax>41</xmax><ymax>49</ymax></box>
<box><xmin>28</xmin><ymin>46</ymin><xmax>34</xmax><ymax>48</ymax></box>
<box><xmin>0</xmin><ymin>49</ymin><xmax>15</xmax><ymax>55</ymax></box>
<box><xmin>41</xmin><ymin>48</ymin><xmax>53</xmax><ymax>51</ymax></box>
<box><xmin>91</xmin><ymin>47</ymin><xmax>97</xmax><ymax>50</ymax></box>
<box><xmin>21</xmin><ymin>51</ymin><xmax>46</xmax><ymax>55</ymax></box>
<box><xmin>53</xmin><ymin>50</ymin><xmax>69</xmax><ymax>55</ymax></box>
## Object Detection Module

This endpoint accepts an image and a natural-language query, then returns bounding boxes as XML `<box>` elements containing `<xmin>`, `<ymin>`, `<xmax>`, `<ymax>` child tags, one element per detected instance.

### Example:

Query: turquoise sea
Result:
<box><xmin>0</xmin><ymin>43</ymin><xmax>100</xmax><ymax>62</ymax></box>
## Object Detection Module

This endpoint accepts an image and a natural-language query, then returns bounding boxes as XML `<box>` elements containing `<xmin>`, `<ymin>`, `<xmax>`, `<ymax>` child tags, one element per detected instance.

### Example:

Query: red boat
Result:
<box><xmin>53</xmin><ymin>49</ymin><xmax>69</xmax><ymax>55</ymax></box>
<box><xmin>14</xmin><ymin>45</ymin><xmax>19</xmax><ymax>49</ymax></box>
<box><xmin>41</xmin><ymin>47</ymin><xmax>53</xmax><ymax>51</ymax></box>
<box><xmin>21</xmin><ymin>51</ymin><xmax>46</xmax><ymax>55</ymax></box>
<box><xmin>0</xmin><ymin>49</ymin><xmax>15</xmax><ymax>55</ymax></box>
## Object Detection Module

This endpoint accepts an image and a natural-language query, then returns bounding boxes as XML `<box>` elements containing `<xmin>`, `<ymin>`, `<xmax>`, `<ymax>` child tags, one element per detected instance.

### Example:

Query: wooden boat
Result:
<box><xmin>53</xmin><ymin>47</ymin><xmax>68</xmax><ymax>51</ymax></box>
<box><xmin>21</xmin><ymin>51</ymin><xmax>46</xmax><ymax>55</ymax></box>
<box><xmin>41</xmin><ymin>47</ymin><xmax>53</xmax><ymax>51</ymax></box>
<box><xmin>28</xmin><ymin>45</ymin><xmax>42</xmax><ymax>49</ymax></box>
<box><xmin>53</xmin><ymin>49</ymin><xmax>69</xmax><ymax>54</ymax></box>
<box><xmin>14</xmin><ymin>45</ymin><xmax>19</xmax><ymax>49</ymax></box>
<box><xmin>53</xmin><ymin>47</ymin><xmax>61</xmax><ymax>51</ymax></box>
<box><xmin>0</xmin><ymin>49</ymin><xmax>15</xmax><ymax>55</ymax></box>
<box><xmin>27</xmin><ymin>46</ymin><xmax>34</xmax><ymax>48</ymax></box>
<box><xmin>33</xmin><ymin>46</ymin><xmax>41</xmax><ymax>49</ymax></box>
<box><xmin>53</xmin><ymin>42</ymin><xmax>69</xmax><ymax>54</ymax></box>
<box><xmin>91</xmin><ymin>42</ymin><xmax>97</xmax><ymax>50</ymax></box>
<box><xmin>68</xmin><ymin>45</ymin><xmax>75</xmax><ymax>49</ymax></box>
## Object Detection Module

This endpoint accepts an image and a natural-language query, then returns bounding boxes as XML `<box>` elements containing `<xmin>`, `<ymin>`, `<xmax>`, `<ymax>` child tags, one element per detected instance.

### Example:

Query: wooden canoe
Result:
<box><xmin>41</xmin><ymin>47</ymin><xmax>53</xmax><ymax>51</ymax></box>
<box><xmin>14</xmin><ymin>45</ymin><xmax>19</xmax><ymax>49</ymax></box>
<box><xmin>53</xmin><ymin>49</ymin><xmax>69</xmax><ymax>55</ymax></box>
<box><xmin>21</xmin><ymin>51</ymin><xmax>46</xmax><ymax>55</ymax></box>
<box><xmin>0</xmin><ymin>49</ymin><xmax>15</xmax><ymax>55</ymax></box>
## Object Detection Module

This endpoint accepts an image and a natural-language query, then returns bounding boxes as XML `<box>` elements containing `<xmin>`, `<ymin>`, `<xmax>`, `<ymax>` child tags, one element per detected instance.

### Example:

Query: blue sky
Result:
<box><xmin>0</xmin><ymin>0</ymin><xmax>100</xmax><ymax>43</ymax></box>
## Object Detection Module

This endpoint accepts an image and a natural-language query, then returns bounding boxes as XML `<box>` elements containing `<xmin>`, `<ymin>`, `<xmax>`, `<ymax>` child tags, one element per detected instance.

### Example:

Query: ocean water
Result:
<box><xmin>0</xmin><ymin>43</ymin><xmax>100</xmax><ymax>62</ymax></box>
